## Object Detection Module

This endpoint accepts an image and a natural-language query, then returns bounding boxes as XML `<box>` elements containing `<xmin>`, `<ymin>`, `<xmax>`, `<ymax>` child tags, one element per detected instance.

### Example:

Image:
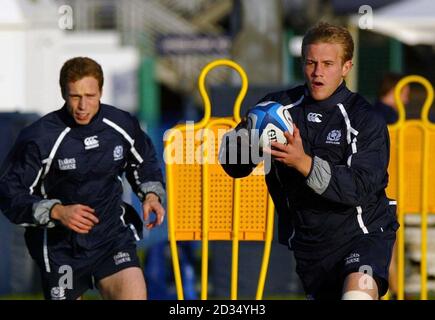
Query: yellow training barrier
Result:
<box><xmin>166</xmin><ymin>59</ymin><xmax>275</xmax><ymax>300</ymax></box>
<box><xmin>386</xmin><ymin>75</ymin><xmax>434</xmax><ymax>300</ymax></box>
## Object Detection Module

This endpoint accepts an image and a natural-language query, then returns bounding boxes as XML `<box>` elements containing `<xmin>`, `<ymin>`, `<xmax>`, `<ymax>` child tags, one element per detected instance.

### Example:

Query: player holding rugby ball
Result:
<box><xmin>219</xmin><ymin>22</ymin><xmax>398</xmax><ymax>300</ymax></box>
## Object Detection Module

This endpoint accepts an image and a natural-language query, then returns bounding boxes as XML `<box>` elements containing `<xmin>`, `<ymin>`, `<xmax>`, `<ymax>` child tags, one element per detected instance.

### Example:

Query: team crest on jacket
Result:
<box><xmin>84</xmin><ymin>136</ymin><xmax>99</xmax><ymax>150</ymax></box>
<box><xmin>113</xmin><ymin>145</ymin><xmax>124</xmax><ymax>161</ymax></box>
<box><xmin>326</xmin><ymin>130</ymin><xmax>342</xmax><ymax>145</ymax></box>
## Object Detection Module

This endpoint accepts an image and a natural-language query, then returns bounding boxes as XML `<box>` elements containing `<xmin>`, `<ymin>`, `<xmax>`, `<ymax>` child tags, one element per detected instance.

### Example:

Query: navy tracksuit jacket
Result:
<box><xmin>220</xmin><ymin>82</ymin><xmax>399</xmax><ymax>259</ymax></box>
<box><xmin>0</xmin><ymin>104</ymin><xmax>165</xmax><ymax>254</ymax></box>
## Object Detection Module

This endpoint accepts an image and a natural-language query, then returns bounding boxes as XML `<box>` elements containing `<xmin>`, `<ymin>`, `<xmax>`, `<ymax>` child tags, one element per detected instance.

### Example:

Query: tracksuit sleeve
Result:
<box><xmin>0</xmin><ymin>138</ymin><xmax>59</xmax><ymax>226</ymax></box>
<box><xmin>220</xmin><ymin>93</ymin><xmax>279</xmax><ymax>178</ymax></box>
<box><xmin>306</xmin><ymin>115</ymin><xmax>390</xmax><ymax>206</ymax></box>
<box><xmin>219</xmin><ymin>120</ymin><xmax>258</xmax><ymax>178</ymax></box>
<box><xmin>125</xmin><ymin>117</ymin><xmax>166</xmax><ymax>204</ymax></box>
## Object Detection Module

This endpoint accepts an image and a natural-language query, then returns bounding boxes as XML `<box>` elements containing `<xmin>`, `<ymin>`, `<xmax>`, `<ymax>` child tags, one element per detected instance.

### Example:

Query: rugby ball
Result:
<box><xmin>247</xmin><ymin>101</ymin><xmax>294</xmax><ymax>148</ymax></box>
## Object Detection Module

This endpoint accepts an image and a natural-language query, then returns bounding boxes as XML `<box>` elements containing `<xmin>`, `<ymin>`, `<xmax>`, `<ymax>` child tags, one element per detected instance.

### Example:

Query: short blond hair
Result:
<box><xmin>302</xmin><ymin>22</ymin><xmax>354</xmax><ymax>63</ymax></box>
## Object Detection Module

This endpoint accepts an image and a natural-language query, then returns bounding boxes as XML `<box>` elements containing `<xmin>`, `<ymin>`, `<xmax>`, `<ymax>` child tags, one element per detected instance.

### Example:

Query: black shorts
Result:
<box><xmin>295</xmin><ymin>229</ymin><xmax>396</xmax><ymax>300</ymax></box>
<box><xmin>26</xmin><ymin>229</ymin><xmax>141</xmax><ymax>300</ymax></box>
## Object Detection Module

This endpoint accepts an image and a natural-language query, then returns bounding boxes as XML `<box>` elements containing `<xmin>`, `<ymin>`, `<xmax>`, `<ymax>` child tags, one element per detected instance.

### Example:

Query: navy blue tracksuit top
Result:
<box><xmin>0</xmin><ymin>104</ymin><xmax>165</xmax><ymax>251</ymax></box>
<box><xmin>220</xmin><ymin>82</ymin><xmax>399</xmax><ymax>259</ymax></box>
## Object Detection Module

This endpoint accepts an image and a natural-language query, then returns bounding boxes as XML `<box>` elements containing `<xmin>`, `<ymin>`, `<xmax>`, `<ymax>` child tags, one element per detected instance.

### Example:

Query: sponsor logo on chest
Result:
<box><xmin>84</xmin><ymin>135</ymin><xmax>99</xmax><ymax>150</ymax></box>
<box><xmin>307</xmin><ymin>112</ymin><xmax>323</xmax><ymax>123</ymax></box>
<box><xmin>58</xmin><ymin>158</ymin><xmax>76</xmax><ymax>170</ymax></box>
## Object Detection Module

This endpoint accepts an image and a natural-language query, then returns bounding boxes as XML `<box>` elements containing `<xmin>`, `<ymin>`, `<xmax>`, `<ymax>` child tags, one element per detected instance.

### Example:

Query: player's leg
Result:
<box><xmin>294</xmin><ymin>253</ymin><xmax>344</xmax><ymax>300</ymax></box>
<box><xmin>342</xmin><ymin>272</ymin><xmax>378</xmax><ymax>300</ymax></box>
<box><xmin>93</xmin><ymin>237</ymin><xmax>146</xmax><ymax>300</ymax></box>
<box><xmin>38</xmin><ymin>262</ymin><xmax>93</xmax><ymax>300</ymax></box>
<box><xmin>388</xmin><ymin>241</ymin><xmax>398</xmax><ymax>298</ymax></box>
<box><xmin>25</xmin><ymin>229</ymin><xmax>91</xmax><ymax>300</ymax></box>
<box><xmin>97</xmin><ymin>266</ymin><xmax>147</xmax><ymax>300</ymax></box>
<box><xmin>341</xmin><ymin>229</ymin><xmax>396</xmax><ymax>300</ymax></box>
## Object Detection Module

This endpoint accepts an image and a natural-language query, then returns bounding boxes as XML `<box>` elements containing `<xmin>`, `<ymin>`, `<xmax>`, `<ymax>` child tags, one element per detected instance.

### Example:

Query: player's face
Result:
<box><xmin>303</xmin><ymin>43</ymin><xmax>352</xmax><ymax>101</ymax></box>
<box><xmin>65</xmin><ymin>76</ymin><xmax>102</xmax><ymax>125</ymax></box>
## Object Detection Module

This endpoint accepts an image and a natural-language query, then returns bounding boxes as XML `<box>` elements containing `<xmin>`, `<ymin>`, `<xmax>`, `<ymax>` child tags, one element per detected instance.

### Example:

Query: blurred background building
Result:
<box><xmin>1</xmin><ymin>0</ymin><xmax>435</xmax><ymax>299</ymax></box>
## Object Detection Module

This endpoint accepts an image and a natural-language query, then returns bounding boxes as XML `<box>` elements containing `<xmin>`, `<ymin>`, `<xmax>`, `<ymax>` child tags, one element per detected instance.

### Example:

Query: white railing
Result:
<box><xmin>56</xmin><ymin>0</ymin><xmax>232</xmax><ymax>92</ymax></box>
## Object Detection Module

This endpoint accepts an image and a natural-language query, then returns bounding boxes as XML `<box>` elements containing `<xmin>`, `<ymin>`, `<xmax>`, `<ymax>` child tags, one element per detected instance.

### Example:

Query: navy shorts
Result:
<box><xmin>295</xmin><ymin>228</ymin><xmax>396</xmax><ymax>300</ymax></box>
<box><xmin>26</xmin><ymin>229</ymin><xmax>141</xmax><ymax>300</ymax></box>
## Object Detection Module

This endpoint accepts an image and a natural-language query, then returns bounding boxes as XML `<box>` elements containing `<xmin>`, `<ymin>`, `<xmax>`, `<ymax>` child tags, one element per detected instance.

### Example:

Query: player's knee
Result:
<box><xmin>341</xmin><ymin>290</ymin><xmax>374</xmax><ymax>300</ymax></box>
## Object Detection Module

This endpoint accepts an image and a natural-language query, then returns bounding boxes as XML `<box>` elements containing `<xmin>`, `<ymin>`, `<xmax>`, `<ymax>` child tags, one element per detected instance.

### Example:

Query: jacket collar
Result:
<box><xmin>59</xmin><ymin>103</ymin><xmax>103</xmax><ymax>129</ymax></box>
<box><xmin>303</xmin><ymin>81</ymin><xmax>352</xmax><ymax>109</ymax></box>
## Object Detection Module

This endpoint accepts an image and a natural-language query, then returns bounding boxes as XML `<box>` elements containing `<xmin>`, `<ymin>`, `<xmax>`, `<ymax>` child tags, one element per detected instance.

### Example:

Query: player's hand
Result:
<box><xmin>50</xmin><ymin>204</ymin><xmax>99</xmax><ymax>234</ymax></box>
<box><xmin>263</xmin><ymin>123</ymin><xmax>313</xmax><ymax>177</ymax></box>
<box><xmin>142</xmin><ymin>193</ymin><xmax>165</xmax><ymax>230</ymax></box>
